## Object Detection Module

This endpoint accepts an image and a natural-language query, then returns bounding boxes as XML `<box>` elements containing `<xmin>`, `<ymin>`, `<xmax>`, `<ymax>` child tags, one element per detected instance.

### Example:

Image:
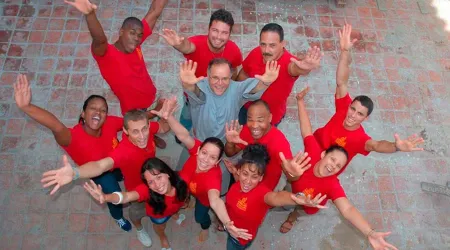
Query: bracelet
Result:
<box><xmin>223</xmin><ymin>221</ymin><xmax>231</xmax><ymax>231</ymax></box>
<box><xmin>72</xmin><ymin>166</ymin><xmax>80</xmax><ymax>180</ymax></box>
<box><xmin>112</xmin><ymin>192</ymin><xmax>123</xmax><ymax>205</ymax></box>
<box><xmin>366</xmin><ymin>229</ymin><xmax>375</xmax><ymax>238</ymax></box>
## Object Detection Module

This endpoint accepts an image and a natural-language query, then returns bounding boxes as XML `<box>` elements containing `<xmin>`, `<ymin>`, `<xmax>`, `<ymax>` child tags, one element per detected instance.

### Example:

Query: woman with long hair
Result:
<box><xmin>14</xmin><ymin>74</ymin><xmax>131</xmax><ymax>231</ymax></box>
<box><xmin>84</xmin><ymin>157</ymin><xmax>188</xmax><ymax>250</ymax></box>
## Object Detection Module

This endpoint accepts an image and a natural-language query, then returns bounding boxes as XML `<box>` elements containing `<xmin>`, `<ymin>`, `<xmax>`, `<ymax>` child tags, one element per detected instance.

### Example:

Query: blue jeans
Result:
<box><xmin>227</xmin><ymin>234</ymin><xmax>253</xmax><ymax>250</ymax></box>
<box><xmin>238</xmin><ymin>106</ymin><xmax>284</xmax><ymax>127</ymax></box>
<box><xmin>91</xmin><ymin>169</ymin><xmax>123</xmax><ymax>220</ymax></box>
<box><xmin>194</xmin><ymin>198</ymin><xmax>211</xmax><ymax>230</ymax></box>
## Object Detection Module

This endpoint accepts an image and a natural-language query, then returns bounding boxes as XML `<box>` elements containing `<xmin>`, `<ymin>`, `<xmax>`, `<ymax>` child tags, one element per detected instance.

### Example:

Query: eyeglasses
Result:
<box><xmin>209</xmin><ymin>76</ymin><xmax>230</xmax><ymax>83</ymax></box>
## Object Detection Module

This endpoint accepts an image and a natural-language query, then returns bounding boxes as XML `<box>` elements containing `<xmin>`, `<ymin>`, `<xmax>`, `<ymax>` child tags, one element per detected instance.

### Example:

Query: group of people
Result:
<box><xmin>12</xmin><ymin>0</ymin><xmax>425</xmax><ymax>249</ymax></box>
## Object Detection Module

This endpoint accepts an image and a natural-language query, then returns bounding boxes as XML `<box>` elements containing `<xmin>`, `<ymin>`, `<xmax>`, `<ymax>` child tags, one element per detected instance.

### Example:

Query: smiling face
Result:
<box><xmin>208</xmin><ymin>63</ymin><xmax>232</xmax><ymax>95</ymax></box>
<box><xmin>196</xmin><ymin>142</ymin><xmax>221</xmax><ymax>172</ymax></box>
<box><xmin>80</xmin><ymin>98</ymin><xmax>108</xmax><ymax>131</ymax></box>
<box><xmin>259</xmin><ymin>31</ymin><xmax>286</xmax><ymax>63</ymax></box>
<box><xmin>247</xmin><ymin>102</ymin><xmax>272</xmax><ymax>140</ymax></box>
<box><xmin>344</xmin><ymin>100</ymin><xmax>369</xmax><ymax>128</ymax></box>
<box><xmin>237</xmin><ymin>163</ymin><xmax>263</xmax><ymax>193</ymax></box>
<box><xmin>207</xmin><ymin>20</ymin><xmax>231</xmax><ymax>51</ymax></box>
<box><xmin>123</xmin><ymin>119</ymin><xmax>150</xmax><ymax>149</ymax></box>
<box><xmin>315</xmin><ymin>150</ymin><xmax>348</xmax><ymax>177</ymax></box>
<box><xmin>118</xmin><ymin>23</ymin><xmax>143</xmax><ymax>53</ymax></box>
<box><xmin>143</xmin><ymin>170</ymin><xmax>171</xmax><ymax>195</ymax></box>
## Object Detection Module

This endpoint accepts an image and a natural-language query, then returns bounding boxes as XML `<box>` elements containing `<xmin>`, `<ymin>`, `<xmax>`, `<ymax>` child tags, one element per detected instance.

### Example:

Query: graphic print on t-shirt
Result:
<box><xmin>301</xmin><ymin>188</ymin><xmax>315</xmax><ymax>197</ymax></box>
<box><xmin>189</xmin><ymin>182</ymin><xmax>197</xmax><ymax>194</ymax></box>
<box><xmin>112</xmin><ymin>138</ymin><xmax>119</xmax><ymax>149</ymax></box>
<box><xmin>136</xmin><ymin>48</ymin><xmax>143</xmax><ymax>60</ymax></box>
<box><xmin>237</xmin><ymin>197</ymin><xmax>247</xmax><ymax>211</ymax></box>
<box><xmin>335</xmin><ymin>137</ymin><xmax>347</xmax><ymax>147</ymax></box>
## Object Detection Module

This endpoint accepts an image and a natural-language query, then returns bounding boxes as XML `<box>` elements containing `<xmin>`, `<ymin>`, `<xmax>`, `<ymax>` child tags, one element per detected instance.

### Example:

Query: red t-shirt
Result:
<box><xmin>313</xmin><ymin>94</ymin><xmax>372</xmax><ymax>175</ymax></box>
<box><xmin>184</xmin><ymin>35</ymin><xmax>242</xmax><ymax>77</ymax></box>
<box><xmin>62</xmin><ymin>116</ymin><xmax>123</xmax><ymax>165</ymax></box>
<box><xmin>242</xmin><ymin>48</ymin><xmax>299</xmax><ymax>125</ymax></box>
<box><xmin>134</xmin><ymin>183</ymin><xmax>186</xmax><ymax>218</ymax></box>
<box><xmin>225</xmin><ymin>183</ymin><xmax>271</xmax><ymax>246</ymax></box>
<box><xmin>291</xmin><ymin>136</ymin><xmax>346</xmax><ymax>215</ymax></box>
<box><xmin>179</xmin><ymin>139</ymin><xmax>222</xmax><ymax>207</ymax></box>
<box><xmin>92</xmin><ymin>19</ymin><xmax>156</xmax><ymax>115</ymax></box>
<box><xmin>237</xmin><ymin>125</ymin><xmax>292</xmax><ymax>190</ymax></box>
<box><xmin>108</xmin><ymin>122</ymin><xmax>159</xmax><ymax>190</ymax></box>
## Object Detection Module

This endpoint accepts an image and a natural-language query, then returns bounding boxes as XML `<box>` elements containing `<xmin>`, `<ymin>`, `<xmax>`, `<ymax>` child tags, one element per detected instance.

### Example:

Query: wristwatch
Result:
<box><xmin>72</xmin><ymin>166</ymin><xmax>80</xmax><ymax>180</ymax></box>
<box><xmin>295</xmin><ymin>192</ymin><xmax>305</xmax><ymax>198</ymax></box>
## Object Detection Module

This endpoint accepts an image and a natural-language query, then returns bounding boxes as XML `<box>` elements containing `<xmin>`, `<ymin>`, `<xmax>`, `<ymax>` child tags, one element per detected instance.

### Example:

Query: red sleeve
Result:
<box><xmin>205</xmin><ymin>167</ymin><xmax>222</xmax><ymax>192</ymax></box>
<box><xmin>140</xmin><ymin>19</ymin><xmax>152</xmax><ymax>44</ymax></box>
<box><xmin>107</xmin><ymin>116</ymin><xmax>124</xmax><ymax>132</ymax></box>
<box><xmin>229</xmin><ymin>42</ymin><xmax>243</xmax><ymax>69</ymax></box>
<box><xmin>91</xmin><ymin>43</ymin><xmax>114</xmax><ymax>61</ymax></box>
<box><xmin>277</xmin><ymin>136</ymin><xmax>293</xmax><ymax>160</ymax></box>
<box><xmin>188</xmin><ymin>139</ymin><xmax>202</xmax><ymax>155</ymax></box>
<box><xmin>150</xmin><ymin>121</ymin><xmax>160</xmax><ymax>134</ymax></box>
<box><xmin>259</xmin><ymin>185</ymin><xmax>272</xmax><ymax>208</ymax></box>
<box><xmin>328</xmin><ymin>180</ymin><xmax>346</xmax><ymax>201</ymax></box>
<box><xmin>303</xmin><ymin>135</ymin><xmax>323</xmax><ymax>160</ymax></box>
<box><xmin>335</xmin><ymin>93</ymin><xmax>352</xmax><ymax>113</ymax></box>
<box><xmin>185</xmin><ymin>36</ymin><xmax>203</xmax><ymax>57</ymax></box>
<box><xmin>242</xmin><ymin>50</ymin><xmax>253</xmax><ymax>75</ymax></box>
<box><xmin>178</xmin><ymin>170</ymin><xmax>189</xmax><ymax>183</ymax></box>
<box><xmin>236</xmin><ymin>126</ymin><xmax>250</xmax><ymax>149</ymax></box>
<box><xmin>108</xmin><ymin>146</ymin><xmax>126</xmax><ymax>169</ymax></box>
<box><xmin>134</xmin><ymin>183</ymin><xmax>150</xmax><ymax>202</ymax></box>
<box><xmin>357</xmin><ymin>131</ymin><xmax>371</xmax><ymax>156</ymax></box>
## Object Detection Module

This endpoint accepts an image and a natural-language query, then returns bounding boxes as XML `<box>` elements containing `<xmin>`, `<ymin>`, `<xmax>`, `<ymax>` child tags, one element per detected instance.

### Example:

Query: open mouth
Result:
<box><xmin>251</xmin><ymin>129</ymin><xmax>261</xmax><ymax>137</ymax></box>
<box><xmin>326</xmin><ymin>166</ymin><xmax>332</xmax><ymax>173</ymax></box>
<box><xmin>92</xmin><ymin>116</ymin><xmax>100</xmax><ymax>125</ymax></box>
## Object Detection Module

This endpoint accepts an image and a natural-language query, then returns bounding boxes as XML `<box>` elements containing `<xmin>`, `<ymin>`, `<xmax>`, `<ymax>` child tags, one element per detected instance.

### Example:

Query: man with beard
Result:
<box><xmin>66</xmin><ymin>0</ymin><xmax>168</xmax><ymax>148</ymax></box>
<box><xmin>224</xmin><ymin>100</ymin><xmax>293</xmax><ymax>192</ymax></box>
<box><xmin>237</xmin><ymin>23</ymin><xmax>322</xmax><ymax>127</ymax></box>
<box><xmin>160</xmin><ymin>9</ymin><xmax>242</xmax><ymax>142</ymax></box>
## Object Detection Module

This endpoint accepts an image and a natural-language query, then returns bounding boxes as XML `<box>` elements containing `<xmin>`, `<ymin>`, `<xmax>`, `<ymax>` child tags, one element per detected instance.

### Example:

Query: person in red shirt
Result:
<box><xmin>278</xmin><ymin>88</ymin><xmax>398</xmax><ymax>250</ymax></box>
<box><xmin>225</xmin><ymin>144</ymin><xmax>326</xmax><ymax>250</ymax></box>
<box><xmin>41</xmin><ymin>106</ymin><xmax>173</xmax><ymax>247</ymax></box>
<box><xmin>160</xmin><ymin>9</ymin><xmax>242</xmax><ymax>142</ymax></box>
<box><xmin>65</xmin><ymin>0</ymin><xmax>168</xmax><ymax>148</ymax></box>
<box><xmin>151</xmin><ymin>97</ymin><xmax>250</xmax><ymax>242</ymax></box>
<box><xmin>13</xmin><ymin>74</ymin><xmax>131</xmax><ymax>231</ymax></box>
<box><xmin>83</xmin><ymin>157</ymin><xmax>189</xmax><ymax>250</ymax></box>
<box><xmin>236</xmin><ymin>23</ymin><xmax>323</xmax><ymax>126</ymax></box>
<box><xmin>307</xmin><ymin>24</ymin><xmax>424</xmax><ymax>175</ymax></box>
<box><xmin>224</xmin><ymin>100</ymin><xmax>293</xmax><ymax>191</ymax></box>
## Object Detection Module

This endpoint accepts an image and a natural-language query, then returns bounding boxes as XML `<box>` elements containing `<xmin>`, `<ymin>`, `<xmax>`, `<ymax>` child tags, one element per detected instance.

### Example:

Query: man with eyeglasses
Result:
<box><xmin>176</xmin><ymin>58</ymin><xmax>279</xmax><ymax>195</ymax></box>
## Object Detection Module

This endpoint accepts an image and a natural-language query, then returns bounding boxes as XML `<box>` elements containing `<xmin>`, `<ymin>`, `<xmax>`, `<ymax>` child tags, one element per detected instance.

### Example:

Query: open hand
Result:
<box><xmin>394</xmin><ymin>134</ymin><xmax>424</xmax><ymax>152</ymax></box>
<box><xmin>179</xmin><ymin>60</ymin><xmax>205</xmax><ymax>85</ymax></box>
<box><xmin>225</xmin><ymin>120</ymin><xmax>248</xmax><ymax>145</ymax></box>
<box><xmin>64</xmin><ymin>0</ymin><xmax>97</xmax><ymax>15</ymax></box>
<box><xmin>13</xmin><ymin>74</ymin><xmax>32</xmax><ymax>109</ymax></box>
<box><xmin>83</xmin><ymin>179</ymin><xmax>106</xmax><ymax>204</ymax></box>
<box><xmin>291</xmin><ymin>192</ymin><xmax>327</xmax><ymax>209</ymax></box>
<box><xmin>295</xmin><ymin>86</ymin><xmax>310</xmax><ymax>102</ymax></box>
<box><xmin>339</xmin><ymin>23</ymin><xmax>357</xmax><ymax>51</ymax></box>
<box><xmin>41</xmin><ymin>155</ymin><xmax>75</xmax><ymax>195</ymax></box>
<box><xmin>280</xmin><ymin>151</ymin><xmax>311</xmax><ymax>178</ymax></box>
<box><xmin>368</xmin><ymin>231</ymin><xmax>398</xmax><ymax>250</ymax></box>
<box><xmin>255</xmin><ymin>61</ymin><xmax>280</xmax><ymax>85</ymax></box>
<box><xmin>159</xmin><ymin>29</ymin><xmax>184</xmax><ymax>46</ymax></box>
<box><xmin>290</xmin><ymin>46</ymin><xmax>323</xmax><ymax>71</ymax></box>
<box><xmin>150</xmin><ymin>96</ymin><xmax>178</xmax><ymax>119</ymax></box>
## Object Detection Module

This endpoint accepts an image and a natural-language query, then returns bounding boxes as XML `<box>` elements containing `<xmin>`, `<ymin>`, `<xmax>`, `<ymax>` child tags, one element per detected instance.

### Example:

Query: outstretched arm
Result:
<box><xmin>144</xmin><ymin>0</ymin><xmax>168</xmax><ymax>30</ymax></box>
<box><xmin>65</xmin><ymin>0</ymin><xmax>108</xmax><ymax>56</ymax></box>
<box><xmin>264</xmin><ymin>191</ymin><xmax>327</xmax><ymax>208</ymax></box>
<box><xmin>14</xmin><ymin>74</ymin><xmax>71</xmax><ymax>146</ymax></box>
<box><xmin>334</xmin><ymin>197</ymin><xmax>398</xmax><ymax>250</ymax></box>
<box><xmin>159</xmin><ymin>29</ymin><xmax>196</xmax><ymax>54</ymax></box>
<box><xmin>179</xmin><ymin>60</ymin><xmax>205</xmax><ymax>97</ymax></box>
<box><xmin>84</xmin><ymin>180</ymin><xmax>140</xmax><ymax>204</ymax></box>
<box><xmin>336</xmin><ymin>23</ymin><xmax>357</xmax><ymax>99</ymax></box>
<box><xmin>296</xmin><ymin>87</ymin><xmax>313</xmax><ymax>138</ymax></box>
<box><xmin>288</xmin><ymin>46</ymin><xmax>323</xmax><ymax>77</ymax></box>
<box><xmin>365</xmin><ymin>134</ymin><xmax>424</xmax><ymax>153</ymax></box>
<box><xmin>249</xmin><ymin>61</ymin><xmax>280</xmax><ymax>94</ymax></box>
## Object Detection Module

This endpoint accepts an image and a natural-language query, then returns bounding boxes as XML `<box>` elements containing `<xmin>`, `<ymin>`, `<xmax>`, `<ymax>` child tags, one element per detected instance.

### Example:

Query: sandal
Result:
<box><xmin>279</xmin><ymin>211</ymin><xmax>298</xmax><ymax>234</ymax></box>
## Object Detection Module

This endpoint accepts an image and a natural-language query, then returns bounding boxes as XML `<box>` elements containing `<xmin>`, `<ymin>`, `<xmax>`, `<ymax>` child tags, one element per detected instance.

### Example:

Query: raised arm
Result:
<box><xmin>41</xmin><ymin>155</ymin><xmax>114</xmax><ymax>195</ymax></box>
<box><xmin>84</xmin><ymin>180</ymin><xmax>140</xmax><ymax>204</ymax></box>
<box><xmin>296</xmin><ymin>87</ymin><xmax>313</xmax><ymax>138</ymax></box>
<box><xmin>224</xmin><ymin>120</ymin><xmax>248</xmax><ymax>157</ymax></box>
<box><xmin>288</xmin><ymin>46</ymin><xmax>323</xmax><ymax>77</ymax></box>
<box><xmin>334</xmin><ymin>197</ymin><xmax>398</xmax><ymax>250</ymax></box>
<box><xmin>208</xmin><ymin>189</ymin><xmax>252</xmax><ymax>241</ymax></box>
<box><xmin>336</xmin><ymin>24</ymin><xmax>357</xmax><ymax>99</ymax></box>
<box><xmin>14</xmin><ymin>74</ymin><xmax>71</xmax><ymax>146</ymax></box>
<box><xmin>143</xmin><ymin>0</ymin><xmax>168</xmax><ymax>30</ymax></box>
<box><xmin>159</xmin><ymin>29</ymin><xmax>196</xmax><ymax>54</ymax></box>
<box><xmin>264</xmin><ymin>191</ymin><xmax>327</xmax><ymax>208</ymax></box>
<box><xmin>65</xmin><ymin>0</ymin><xmax>108</xmax><ymax>56</ymax></box>
<box><xmin>279</xmin><ymin>151</ymin><xmax>311</xmax><ymax>182</ymax></box>
<box><xmin>179</xmin><ymin>60</ymin><xmax>205</xmax><ymax>97</ymax></box>
<box><xmin>365</xmin><ymin>134</ymin><xmax>424</xmax><ymax>153</ymax></box>
<box><xmin>249</xmin><ymin>61</ymin><xmax>280</xmax><ymax>94</ymax></box>
<box><xmin>236</xmin><ymin>68</ymin><xmax>249</xmax><ymax>81</ymax></box>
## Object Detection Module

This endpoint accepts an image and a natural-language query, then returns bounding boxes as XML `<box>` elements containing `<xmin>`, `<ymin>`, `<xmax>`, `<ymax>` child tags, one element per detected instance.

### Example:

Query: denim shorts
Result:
<box><xmin>149</xmin><ymin>215</ymin><xmax>171</xmax><ymax>225</ymax></box>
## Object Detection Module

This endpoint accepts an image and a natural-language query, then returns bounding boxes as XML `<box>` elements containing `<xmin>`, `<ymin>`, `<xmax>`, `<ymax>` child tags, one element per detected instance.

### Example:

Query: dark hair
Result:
<box><xmin>78</xmin><ymin>95</ymin><xmax>108</xmax><ymax>124</ymax></box>
<box><xmin>201</xmin><ymin>137</ymin><xmax>225</xmax><ymax>159</ymax></box>
<box><xmin>260</xmin><ymin>23</ymin><xmax>284</xmax><ymax>42</ymax></box>
<box><xmin>207</xmin><ymin>58</ymin><xmax>232</xmax><ymax>73</ymax></box>
<box><xmin>209</xmin><ymin>9</ymin><xmax>234</xmax><ymax>32</ymax></box>
<box><xmin>248</xmin><ymin>99</ymin><xmax>271</xmax><ymax>113</ymax></box>
<box><xmin>122</xmin><ymin>17</ymin><xmax>143</xmax><ymax>29</ymax></box>
<box><xmin>141</xmin><ymin>158</ymin><xmax>188</xmax><ymax>215</ymax></box>
<box><xmin>237</xmin><ymin>144</ymin><xmax>270</xmax><ymax>176</ymax></box>
<box><xmin>123</xmin><ymin>109</ymin><xmax>148</xmax><ymax>129</ymax></box>
<box><xmin>325</xmin><ymin>145</ymin><xmax>349</xmax><ymax>161</ymax></box>
<box><xmin>352</xmin><ymin>95</ymin><xmax>374</xmax><ymax>116</ymax></box>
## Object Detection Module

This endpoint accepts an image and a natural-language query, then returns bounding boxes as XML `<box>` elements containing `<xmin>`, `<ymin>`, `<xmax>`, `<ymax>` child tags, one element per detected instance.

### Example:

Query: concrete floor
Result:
<box><xmin>0</xmin><ymin>0</ymin><xmax>449</xmax><ymax>249</ymax></box>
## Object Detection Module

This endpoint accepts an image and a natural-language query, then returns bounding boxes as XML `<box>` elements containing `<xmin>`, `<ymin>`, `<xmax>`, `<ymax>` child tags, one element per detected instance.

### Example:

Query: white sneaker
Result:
<box><xmin>136</xmin><ymin>228</ymin><xmax>152</xmax><ymax>247</ymax></box>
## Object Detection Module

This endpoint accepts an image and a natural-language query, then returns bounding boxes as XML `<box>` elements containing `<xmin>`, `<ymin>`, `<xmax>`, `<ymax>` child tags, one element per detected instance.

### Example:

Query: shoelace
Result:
<box><xmin>116</xmin><ymin>219</ymin><xmax>127</xmax><ymax>227</ymax></box>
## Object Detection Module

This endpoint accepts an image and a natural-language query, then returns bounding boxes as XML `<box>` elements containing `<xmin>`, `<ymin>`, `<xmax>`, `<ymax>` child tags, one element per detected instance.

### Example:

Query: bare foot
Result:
<box><xmin>198</xmin><ymin>229</ymin><xmax>209</xmax><ymax>242</ymax></box>
<box><xmin>160</xmin><ymin>236</ymin><xmax>170</xmax><ymax>249</ymax></box>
